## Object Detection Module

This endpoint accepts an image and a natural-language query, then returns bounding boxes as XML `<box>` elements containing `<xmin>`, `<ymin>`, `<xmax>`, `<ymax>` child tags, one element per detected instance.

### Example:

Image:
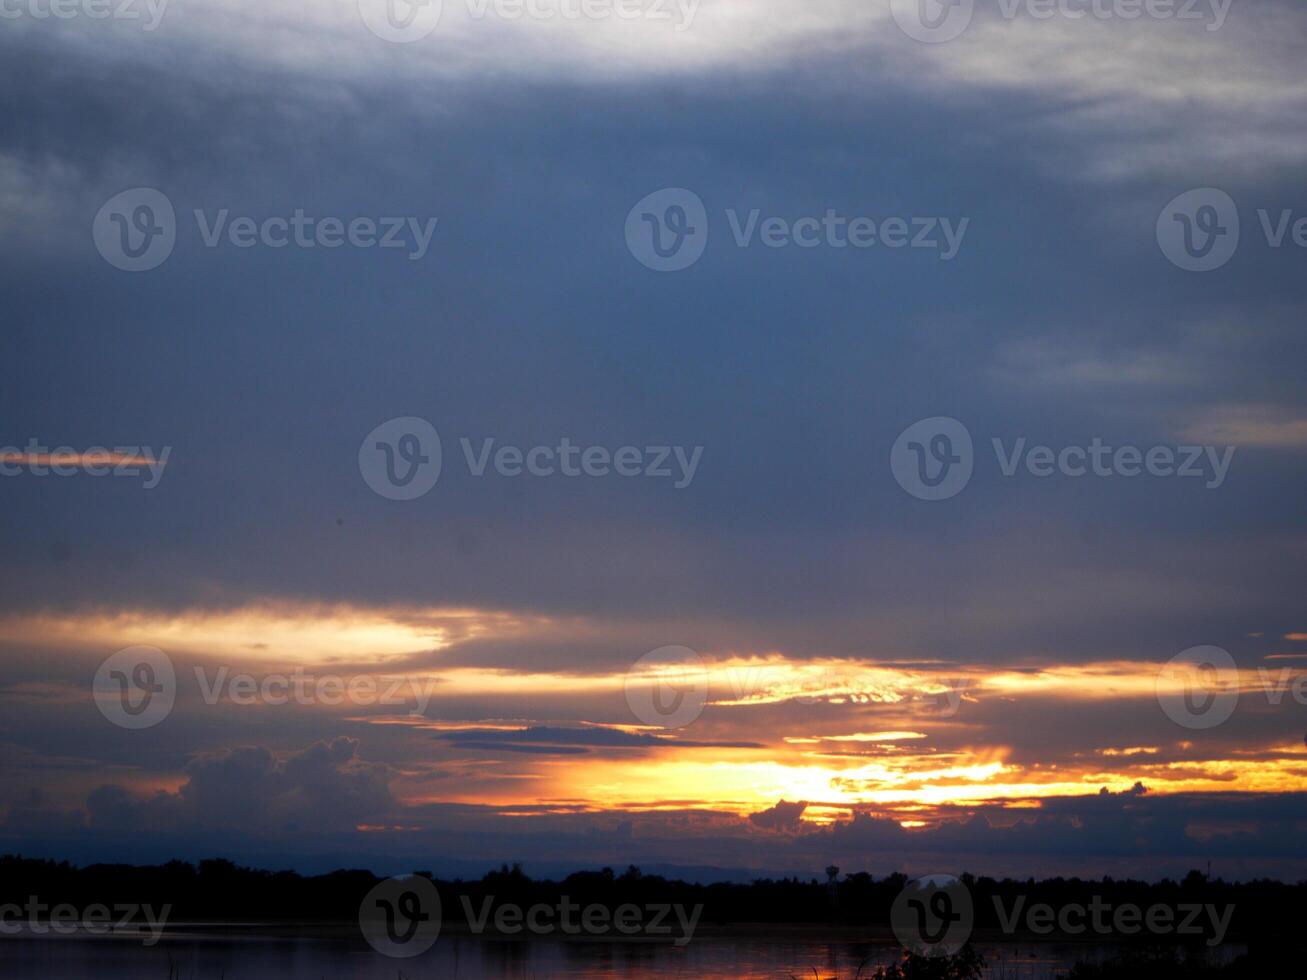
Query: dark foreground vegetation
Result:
<box><xmin>855</xmin><ymin>943</ymin><xmax>1299</xmax><ymax>980</ymax></box>
<box><xmin>2</xmin><ymin>855</ymin><xmax>1303</xmax><ymax>976</ymax></box>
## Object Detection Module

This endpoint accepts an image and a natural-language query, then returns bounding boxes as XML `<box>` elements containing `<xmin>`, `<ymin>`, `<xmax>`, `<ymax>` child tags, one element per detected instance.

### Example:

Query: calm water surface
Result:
<box><xmin>0</xmin><ymin>933</ymin><xmax>1243</xmax><ymax>978</ymax></box>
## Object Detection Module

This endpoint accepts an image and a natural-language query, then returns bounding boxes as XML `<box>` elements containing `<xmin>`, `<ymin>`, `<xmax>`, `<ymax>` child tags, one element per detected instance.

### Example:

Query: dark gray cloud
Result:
<box><xmin>83</xmin><ymin>736</ymin><xmax>395</xmax><ymax>834</ymax></box>
<box><xmin>749</xmin><ymin>798</ymin><xmax>808</xmax><ymax>832</ymax></box>
<box><xmin>436</xmin><ymin>725</ymin><xmax>761</xmax><ymax>751</ymax></box>
<box><xmin>3</xmin><ymin>5</ymin><xmax>1306</xmax><ymax>878</ymax></box>
<box><xmin>3</xmin><ymin>17</ymin><xmax>1304</xmax><ymax>645</ymax></box>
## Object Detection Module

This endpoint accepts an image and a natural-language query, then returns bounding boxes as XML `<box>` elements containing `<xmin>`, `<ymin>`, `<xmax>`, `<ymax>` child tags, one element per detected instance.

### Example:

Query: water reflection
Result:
<box><xmin>0</xmin><ymin>934</ymin><xmax>1244</xmax><ymax>978</ymax></box>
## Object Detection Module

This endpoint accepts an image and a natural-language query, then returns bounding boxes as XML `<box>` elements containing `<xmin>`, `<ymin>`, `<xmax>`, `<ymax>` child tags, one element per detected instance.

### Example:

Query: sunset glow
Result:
<box><xmin>6</xmin><ymin>603</ymin><xmax>1303</xmax><ymax>843</ymax></box>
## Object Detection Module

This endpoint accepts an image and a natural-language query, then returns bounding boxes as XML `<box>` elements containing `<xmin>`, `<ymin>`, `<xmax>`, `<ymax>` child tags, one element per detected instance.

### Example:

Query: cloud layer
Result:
<box><xmin>2</xmin><ymin>1</ymin><xmax>1306</xmax><ymax>879</ymax></box>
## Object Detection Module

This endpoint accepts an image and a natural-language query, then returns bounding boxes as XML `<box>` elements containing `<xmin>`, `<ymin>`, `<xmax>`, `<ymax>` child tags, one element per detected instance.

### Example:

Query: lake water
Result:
<box><xmin>0</xmin><ymin>933</ymin><xmax>1243</xmax><ymax>978</ymax></box>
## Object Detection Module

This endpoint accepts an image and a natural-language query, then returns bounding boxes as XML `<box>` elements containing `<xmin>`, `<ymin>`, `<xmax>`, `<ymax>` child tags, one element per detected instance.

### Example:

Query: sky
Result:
<box><xmin>1</xmin><ymin>1</ymin><xmax>1306</xmax><ymax>882</ymax></box>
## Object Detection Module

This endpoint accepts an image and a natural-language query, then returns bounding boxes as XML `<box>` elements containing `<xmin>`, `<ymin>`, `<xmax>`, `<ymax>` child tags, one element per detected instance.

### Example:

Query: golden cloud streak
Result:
<box><xmin>0</xmin><ymin>604</ymin><xmax>528</xmax><ymax>665</ymax></box>
<box><xmin>8</xmin><ymin>603</ymin><xmax>1307</xmax><ymax>821</ymax></box>
<box><xmin>0</xmin><ymin>451</ymin><xmax>157</xmax><ymax>468</ymax></box>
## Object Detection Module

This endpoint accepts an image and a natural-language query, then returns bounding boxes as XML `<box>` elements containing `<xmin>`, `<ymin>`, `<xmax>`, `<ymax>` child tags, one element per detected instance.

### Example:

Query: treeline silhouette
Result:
<box><xmin>1</xmin><ymin>855</ymin><xmax>1301</xmax><ymax>951</ymax></box>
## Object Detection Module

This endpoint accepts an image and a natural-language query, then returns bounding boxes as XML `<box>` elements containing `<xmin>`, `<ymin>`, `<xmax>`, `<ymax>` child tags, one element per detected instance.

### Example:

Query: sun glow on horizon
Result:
<box><xmin>8</xmin><ymin>603</ymin><xmax>1307</xmax><ymax>833</ymax></box>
